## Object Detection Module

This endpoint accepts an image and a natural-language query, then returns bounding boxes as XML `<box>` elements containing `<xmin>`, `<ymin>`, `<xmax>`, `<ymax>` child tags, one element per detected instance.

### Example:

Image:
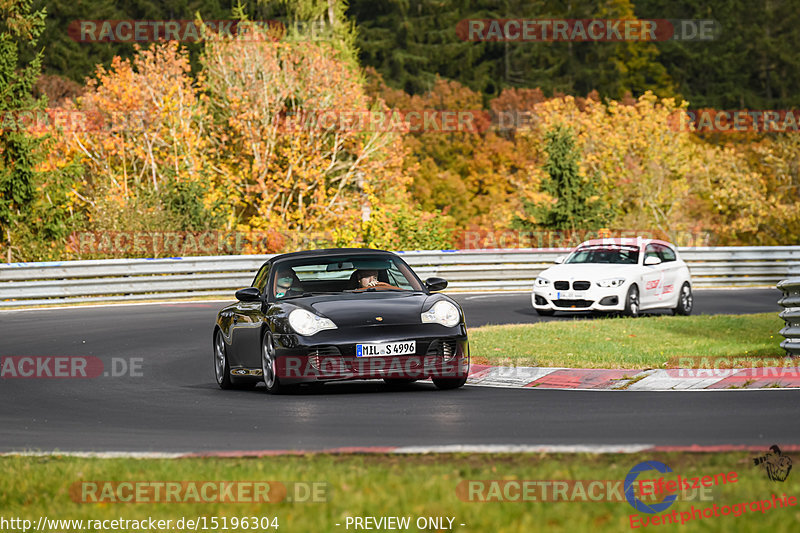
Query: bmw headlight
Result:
<box><xmin>535</xmin><ymin>277</ymin><xmax>551</xmax><ymax>287</ymax></box>
<box><xmin>421</xmin><ymin>300</ymin><xmax>461</xmax><ymax>327</ymax></box>
<box><xmin>597</xmin><ymin>277</ymin><xmax>626</xmax><ymax>288</ymax></box>
<box><xmin>288</xmin><ymin>309</ymin><xmax>337</xmax><ymax>336</ymax></box>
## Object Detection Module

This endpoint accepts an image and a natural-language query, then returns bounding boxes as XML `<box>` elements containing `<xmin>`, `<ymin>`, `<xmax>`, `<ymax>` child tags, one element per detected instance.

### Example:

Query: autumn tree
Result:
<box><xmin>0</xmin><ymin>0</ymin><xmax>47</xmax><ymax>261</ymax></box>
<box><xmin>53</xmin><ymin>42</ymin><xmax>224</xmax><ymax>237</ymax></box>
<box><xmin>200</xmin><ymin>24</ymin><xmax>418</xmax><ymax>248</ymax></box>
<box><xmin>367</xmin><ymin>73</ymin><xmax>537</xmax><ymax>233</ymax></box>
<box><xmin>515</xmin><ymin>124</ymin><xmax>611</xmax><ymax>231</ymax></box>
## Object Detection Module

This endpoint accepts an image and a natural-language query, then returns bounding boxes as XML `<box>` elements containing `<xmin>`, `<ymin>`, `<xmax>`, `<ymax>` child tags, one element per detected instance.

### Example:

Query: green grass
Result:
<box><xmin>469</xmin><ymin>313</ymin><xmax>786</xmax><ymax>369</ymax></box>
<box><xmin>2</xmin><ymin>453</ymin><xmax>798</xmax><ymax>533</ymax></box>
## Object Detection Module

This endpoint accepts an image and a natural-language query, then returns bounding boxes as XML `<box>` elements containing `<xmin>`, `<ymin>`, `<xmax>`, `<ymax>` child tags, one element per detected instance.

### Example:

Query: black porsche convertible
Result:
<box><xmin>213</xmin><ymin>248</ymin><xmax>470</xmax><ymax>393</ymax></box>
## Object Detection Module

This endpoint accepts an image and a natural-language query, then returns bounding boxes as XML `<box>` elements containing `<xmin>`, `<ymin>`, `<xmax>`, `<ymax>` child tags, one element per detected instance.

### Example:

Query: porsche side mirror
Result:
<box><xmin>425</xmin><ymin>277</ymin><xmax>448</xmax><ymax>292</ymax></box>
<box><xmin>554</xmin><ymin>255</ymin><xmax>566</xmax><ymax>264</ymax></box>
<box><xmin>235</xmin><ymin>287</ymin><xmax>261</xmax><ymax>302</ymax></box>
<box><xmin>644</xmin><ymin>256</ymin><xmax>662</xmax><ymax>266</ymax></box>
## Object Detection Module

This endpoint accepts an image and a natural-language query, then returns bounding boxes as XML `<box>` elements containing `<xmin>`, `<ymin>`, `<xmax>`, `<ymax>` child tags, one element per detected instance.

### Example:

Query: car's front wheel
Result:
<box><xmin>624</xmin><ymin>285</ymin><xmax>640</xmax><ymax>318</ymax></box>
<box><xmin>535</xmin><ymin>308</ymin><xmax>555</xmax><ymax>316</ymax></box>
<box><xmin>432</xmin><ymin>375</ymin><xmax>468</xmax><ymax>390</ymax></box>
<box><xmin>262</xmin><ymin>331</ymin><xmax>291</xmax><ymax>394</ymax></box>
<box><xmin>672</xmin><ymin>283</ymin><xmax>693</xmax><ymax>315</ymax></box>
<box><xmin>432</xmin><ymin>353</ymin><xmax>469</xmax><ymax>390</ymax></box>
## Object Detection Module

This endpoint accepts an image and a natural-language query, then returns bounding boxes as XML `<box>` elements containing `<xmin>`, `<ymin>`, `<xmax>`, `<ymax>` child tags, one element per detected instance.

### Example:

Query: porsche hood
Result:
<box><xmin>289</xmin><ymin>292</ymin><xmax>448</xmax><ymax>328</ymax></box>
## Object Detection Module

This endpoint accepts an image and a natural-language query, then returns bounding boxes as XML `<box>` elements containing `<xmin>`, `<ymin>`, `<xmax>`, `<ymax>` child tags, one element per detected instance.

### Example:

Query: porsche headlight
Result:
<box><xmin>421</xmin><ymin>300</ymin><xmax>461</xmax><ymax>327</ymax></box>
<box><xmin>597</xmin><ymin>277</ymin><xmax>626</xmax><ymax>288</ymax></box>
<box><xmin>535</xmin><ymin>277</ymin><xmax>551</xmax><ymax>287</ymax></box>
<box><xmin>288</xmin><ymin>309</ymin><xmax>337</xmax><ymax>336</ymax></box>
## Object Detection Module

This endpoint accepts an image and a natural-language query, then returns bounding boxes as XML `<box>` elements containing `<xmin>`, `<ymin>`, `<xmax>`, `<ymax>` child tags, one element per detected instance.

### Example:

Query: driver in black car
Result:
<box><xmin>357</xmin><ymin>269</ymin><xmax>380</xmax><ymax>288</ymax></box>
<box><xmin>354</xmin><ymin>269</ymin><xmax>400</xmax><ymax>290</ymax></box>
<box><xmin>275</xmin><ymin>269</ymin><xmax>303</xmax><ymax>298</ymax></box>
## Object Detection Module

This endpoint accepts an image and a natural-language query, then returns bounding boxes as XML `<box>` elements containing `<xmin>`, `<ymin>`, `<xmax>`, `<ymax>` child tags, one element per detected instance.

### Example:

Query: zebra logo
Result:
<box><xmin>753</xmin><ymin>445</ymin><xmax>792</xmax><ymax>482</ymax></box>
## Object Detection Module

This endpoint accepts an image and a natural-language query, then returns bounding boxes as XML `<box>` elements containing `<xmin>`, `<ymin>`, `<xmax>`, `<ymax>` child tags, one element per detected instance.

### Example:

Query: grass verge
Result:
<box><xmin>1</xmin><ymin>452</ymin><xmax>798</xmax><ymax>533</ymax></box>
<box><xmin>469</xmin><ymin>313</ymin><xmax>786</xmax><ymax>369</ymax></box>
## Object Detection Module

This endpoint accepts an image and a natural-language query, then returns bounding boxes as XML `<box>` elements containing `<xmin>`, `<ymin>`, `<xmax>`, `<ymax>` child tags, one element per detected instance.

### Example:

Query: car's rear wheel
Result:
<box><xmin>215</xmin><ymin>330</ymin><xmax>258</xmax><ymax>390</ymax></box>
<box><xmin>672</xmin><ymin>283</ymin><xmax>693</xmax><ymax>315</ymax></box>
<box><xmin>535</xmin><ymin>308</ymin><xmax>555</xmax><ymax>316</ymax></box>
<box><xmin>214</xmin><ymin>329</ymin><xmax>233</xmax><ymax>389</ymax></box>
<box><xmin>262</xmin><ymin>331</ymin><xmax>291</xmax><ymax>394</ymax></box>
<box><xmin>624</xmin><ymin>285</ymin><xmax>640</xmax><ymax>318</ymax></box>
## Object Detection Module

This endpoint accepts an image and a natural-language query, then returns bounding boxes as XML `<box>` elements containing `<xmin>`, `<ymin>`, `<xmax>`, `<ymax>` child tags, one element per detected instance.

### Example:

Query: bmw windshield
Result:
<box><xmin>566</xmin><ymin>245</ymin><xmax>640</xmax><ymax>265</ymax></box>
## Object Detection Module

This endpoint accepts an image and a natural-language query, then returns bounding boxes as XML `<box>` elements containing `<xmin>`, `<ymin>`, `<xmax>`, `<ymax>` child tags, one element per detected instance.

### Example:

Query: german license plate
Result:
<box><xmin>557</xmin><ymin>291</ymin><xmax>584</xmax><ymax>299</ymax></box>
<box><xmin>356</xmin><ymin>341</ymin><xmax>416</xmax><ymax>357</ymax></box>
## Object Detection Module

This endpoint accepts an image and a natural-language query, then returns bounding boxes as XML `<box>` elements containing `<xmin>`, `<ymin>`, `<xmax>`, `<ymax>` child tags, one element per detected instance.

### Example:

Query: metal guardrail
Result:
<box><xmin>0</xmin><ymin>246</ymin><xmax>798</xmax><ymax>307</ymax></box>
<box><xmin>778</xmin><ymin>266</ymin><xmax>800</xmax><ymax>357</ymax></box>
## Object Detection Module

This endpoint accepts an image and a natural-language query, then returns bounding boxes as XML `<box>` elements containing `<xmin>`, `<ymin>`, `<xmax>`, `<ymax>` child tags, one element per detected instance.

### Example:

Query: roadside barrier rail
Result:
<box><xmin>778</xmin><ymin>266</ymin><xmax>800</xmax><ymax>357</ymax></box>
<box><xmin>1</xmin><ymin>246</ymin><xmax>798</xmax><ymax>307</ymax></box>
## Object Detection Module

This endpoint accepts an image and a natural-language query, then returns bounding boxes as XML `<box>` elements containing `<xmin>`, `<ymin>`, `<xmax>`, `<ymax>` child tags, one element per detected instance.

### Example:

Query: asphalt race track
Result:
<box><xmin>1</xmin><ymin>288</ymin><xmax>796</xmax><ymax>453</ymax></box>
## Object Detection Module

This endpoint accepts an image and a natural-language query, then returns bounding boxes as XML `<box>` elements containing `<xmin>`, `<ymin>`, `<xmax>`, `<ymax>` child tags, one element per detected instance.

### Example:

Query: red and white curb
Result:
<box><xmin>467</xmin><ymin>365</ymin><xmax>800</xmax><ymax>390</ymax></box>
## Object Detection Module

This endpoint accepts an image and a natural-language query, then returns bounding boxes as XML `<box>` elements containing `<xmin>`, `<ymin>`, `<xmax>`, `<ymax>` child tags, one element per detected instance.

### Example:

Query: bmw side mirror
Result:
<box><xmin>235</xmin><ymin>287</ymin><xmax>261</xmax><ymax>302</ymax></box>
<box><xmin>554</xmin><ymin>255</ymin><xmax>566</xmax><ymax>264</ymax></box>
<box><xmin>644</xmin><ymin>256</ymin><xmax>662</xmax><ymax>266</ymax></box>
<box><xmin>425</xmin><ymin>277</ymin><xmax>448</xmax><ymax>292</ymax></box>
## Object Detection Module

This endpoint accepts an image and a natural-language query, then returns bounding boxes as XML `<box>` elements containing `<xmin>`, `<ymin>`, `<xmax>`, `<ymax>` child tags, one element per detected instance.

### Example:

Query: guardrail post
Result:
<box><xmin>778</xmin><ymin>267</ymin><xmax>800</xmax><ymax>357</ymax></box>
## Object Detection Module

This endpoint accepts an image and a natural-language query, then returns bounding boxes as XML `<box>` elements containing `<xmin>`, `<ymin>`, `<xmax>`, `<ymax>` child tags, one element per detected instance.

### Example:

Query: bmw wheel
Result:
<box><xmin>624</xmin><ymin>285</ymin><xmax>640</xmax><ymax>318</ymax></box>
<box><xmin>673</xmin><ymin>283</ymin><xmax>693</xmax><ymax>315</ymax></box>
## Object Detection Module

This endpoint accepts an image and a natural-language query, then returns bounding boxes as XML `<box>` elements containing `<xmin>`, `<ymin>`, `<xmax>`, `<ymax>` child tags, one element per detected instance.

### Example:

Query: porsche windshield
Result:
<box><xmin>271</xmin><ymin>255</ymin><xmax>424</xmax><ymax>298</ymax></box>
<box><xmin>566</xmin><ymin>245</ymin><xmax>640</xmax><ymax>264</ymax></box>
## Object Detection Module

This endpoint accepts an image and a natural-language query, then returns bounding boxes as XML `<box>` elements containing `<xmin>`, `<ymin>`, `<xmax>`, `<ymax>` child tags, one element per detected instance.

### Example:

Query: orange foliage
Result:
<box><xmin>201</xmin><ymin>34</ymin><xmax>411</xmax><ymax>239</ymax></box>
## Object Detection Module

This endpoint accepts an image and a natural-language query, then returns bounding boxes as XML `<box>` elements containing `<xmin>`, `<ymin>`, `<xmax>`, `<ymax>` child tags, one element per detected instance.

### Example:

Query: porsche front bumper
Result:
<box><xmin>272</xmin><ymin>324</ymin><xmax>469</xmax><ymax>384</ymax></box>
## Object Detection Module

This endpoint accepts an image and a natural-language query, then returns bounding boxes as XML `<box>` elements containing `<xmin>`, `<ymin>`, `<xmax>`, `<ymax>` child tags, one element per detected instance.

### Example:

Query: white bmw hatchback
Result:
<box><xmin>532</xmin><ymin>238</ymin><xmax>693</xmax><ymax>317</ymax></box>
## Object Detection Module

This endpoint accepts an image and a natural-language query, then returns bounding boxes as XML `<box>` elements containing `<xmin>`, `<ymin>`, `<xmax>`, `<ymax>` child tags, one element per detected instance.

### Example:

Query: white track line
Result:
<box><xmin>393</xmin><ymin>444</ymin><xmax>654</xmax><ymax>454</ymax></box>
<box><xmin>1</xmin><ymin>445</ymin><xmax>655</xmax><ymax>458</ymax></box>
<box><xmin>1</xmin><ymin>451</ymin><xmax>186</xmax><ymax>458</ymax></box>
